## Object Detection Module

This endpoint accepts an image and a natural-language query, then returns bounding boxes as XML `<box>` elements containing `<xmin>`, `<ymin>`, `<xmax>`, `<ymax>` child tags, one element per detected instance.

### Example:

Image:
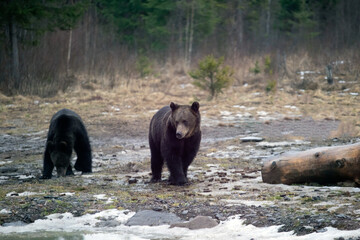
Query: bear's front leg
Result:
<box><xmin>40</xmin><ymin>146</ymin><xmax>54</xmax><ymax>179</ymax></box>
<box><xmin>167</xmin><ymin>156</ymin><xmax>188</xmax><ymax>185</ymax></box>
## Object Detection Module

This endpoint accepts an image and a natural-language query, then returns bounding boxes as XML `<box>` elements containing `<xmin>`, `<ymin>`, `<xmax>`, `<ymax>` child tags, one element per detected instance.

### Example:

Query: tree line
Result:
<box><xmin>1</xmin><ymin>0</ymin><xmax>359</xmax><ymax>96</ymax></box>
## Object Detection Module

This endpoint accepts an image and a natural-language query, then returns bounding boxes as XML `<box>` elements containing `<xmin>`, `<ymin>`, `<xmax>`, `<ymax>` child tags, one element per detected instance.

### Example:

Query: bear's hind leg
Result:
<box><xmin>150</xmin><ymin>141</ymin><xmax>163</xmax><ymax>182</ymax></box>
<box><xmin>74</xmin><ymin>133</ymin><xmax>92</xmax><ymax>173</ymax></box>
<box><xmin>150</xmin><ymin>154</ymin><xmax>164</xmax><ymax>182</ymax></box>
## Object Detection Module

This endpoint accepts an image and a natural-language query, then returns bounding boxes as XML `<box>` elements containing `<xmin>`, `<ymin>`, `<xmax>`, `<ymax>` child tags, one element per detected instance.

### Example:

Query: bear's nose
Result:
<box><xmin>176</xmin><ymin>132</ymin><xmax>183</xmax><ymax>139</ymax></box>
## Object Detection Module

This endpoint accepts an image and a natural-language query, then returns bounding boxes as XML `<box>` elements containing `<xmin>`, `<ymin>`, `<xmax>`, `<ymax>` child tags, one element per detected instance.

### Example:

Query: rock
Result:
<box><xmin>2</xmin><ymin>221</ymin><xmax>27</xmax><ymax>227</ymax></box>
<box><xmin>128</xmin><ymin>178</ymin><xmax>137</xmax><ymax>184</ymax></box>
<box><xmin>240</xmin><ymin>137</ymin><xmax>264</xmax><ymax>142</ymax></box>
<box><xmin>95</xmin><ymin>220</ymin><xmax>121</xmax><ymax>228</ymax></box>
<box><xmin>181</xmin><ymin>210</ymin><xmax>189</xmax><ymax>215</ymax></box>
<box><xmin>170</xmin><ymin>216</ymin><xmax>218</xmax><ymax>230</ymax></box>
<box><xmin>152</xmin><ymin>207</ymin><xmax>162</xmax><ymax>212</ymax></box>
<box><xmin>0</xmin><ymin>167</ymin><xmax>18</xmax><ymax>173</ymax></box>
<box><xmin>125</xmin><ymin>210</ymin><xmax>182</xmax><ymax>226</ymax></box>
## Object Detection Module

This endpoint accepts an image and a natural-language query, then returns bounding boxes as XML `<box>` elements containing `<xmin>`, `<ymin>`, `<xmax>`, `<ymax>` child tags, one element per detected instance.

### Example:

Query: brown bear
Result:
<box><xmin>149</xmin><ymin>102</ymin><xmax>201</xmax><ymax>185</ymax></box>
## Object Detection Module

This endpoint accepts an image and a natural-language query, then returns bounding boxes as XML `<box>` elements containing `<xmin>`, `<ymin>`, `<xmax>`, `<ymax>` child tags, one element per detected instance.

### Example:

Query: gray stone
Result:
<box><xmin>240</xmin><ymin>137</ymin><xmax>264</xmax><ymax>142</ymax></box>
<box><xmin>0</xmin><ymin>167</ymin><xmax>18</xmax><ymax>173</ymax></box>
<box><xmin>125</xmin><ymin>210</ymin><xmax>182</xmax><ymax>226</ymax></box>
<box><xmin>95</xmin><ymin>220</ymin><xmax>121</xmax><ymax>228</ymax></box>
<box><xmin>2</xmin><ymin>221</ymin><xmax>27</xmax><ymax>227</ymax></box>
<box><xmin>170</xmin><ymin>216</ymin><xmax>218</xmax><ymax>230</ymax></box>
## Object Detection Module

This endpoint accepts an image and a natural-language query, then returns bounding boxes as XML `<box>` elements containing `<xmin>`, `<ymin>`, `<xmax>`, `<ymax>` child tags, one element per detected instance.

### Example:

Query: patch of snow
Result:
<box><xmin>354</xmin><ymin>209</ymin><xmax>360</xmax><ymax>215</ymax></box>
<box><xmin>220</xmin><ymin>111</ymin><xmax>232</xmax><ymax>116</ymax></box>
<box><xmin>206</xmin><ymin>150</ymin><xmax>245</xmax><ymax>159</ymax></box>
<box><xmin>0</xmin><ymin>209</ymin><xmax>11</xmax><ymax>214</ymax></box>
<box><xmin>111</xmin><ymin>106</ymin><xmax>120</xmax><ymax>111</ymax></box>
<box><xmin>332</xmin><ymin>60</ymin><xmax>345</xmax><ymax>65</ymax></box>
<box><xmin>60</xmin><ymin>192</ymin><xmax>75</xmax><ymax>196</ymax></box>
<box><xmin>1</xmin><ymin>210</ymin><xmax>359</xmax><ymax>240</ymax></box>
<box><xmin>284</xmin><ymin>105</ymin><xmax>298</xmax><ymax>110</ymax></box>
<box><xmin>0</xmin><ymin>161</ymin><xmax>14</xmax><ymax>166</ymax></box>
<box><xmin>327</xmin><ymin>203</ymin><xmax>352</xmax><ymax>213</ymax></box>
<box><xmin>17</xmin><ymin>175</ymin><xmax>35</xmax><ymax>180</ymax></box>
<box><xmin>94</xmin><ymin>194</ymin><xmax>107</xmax><ymax>200</ymax></box>
<box><xmin>233</xmin><ymin>105</ymin><xmax>246</xmax><ymax>109</ymax></box>
<box><xmin>350</xmin><ymin>92</ymin><xmax>359</xmax><ymax>96</ymax></box>
<box><xmin>325</xmin><ymin>186</ymin><xmax>360</xmax><ymax>193</ymax></box>
<box><xmin>257</xmin><ymin>111</ymin><xmax>268</xmax><ymax>116</ymax></box>
<box><xmin>222</xmin><ymin>199</ymin><xmax>274</xmax><ymax>207</ymax></box>
<box><xmin>281</xmin><ymin>130</ymin><xmax>294</xmax><ymax>135</ymax></box>
<box><xmin>6</xmin><ymin>191</ymin><xmax>44</xmax><ymax>197</ymax></box>
<box><xmin>257</xmin><ymin>140</ymin><xmax>311</xmax><ymax>148</ymax></box>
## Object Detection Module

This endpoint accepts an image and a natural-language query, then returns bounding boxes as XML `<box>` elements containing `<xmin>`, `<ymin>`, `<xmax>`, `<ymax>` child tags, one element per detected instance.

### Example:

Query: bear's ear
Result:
<box><xmin>170</xmin><ymin>102</ymin><xmax>179</xmax><ymax>111</ymax></box>
<box><xmin>191</xmin><ymin>101</ymin><xmax>200</xmax><ymax>112</ymax></box>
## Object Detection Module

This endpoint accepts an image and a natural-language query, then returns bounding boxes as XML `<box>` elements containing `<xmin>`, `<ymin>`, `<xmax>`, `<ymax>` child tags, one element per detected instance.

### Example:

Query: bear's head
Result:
<box><xmin>47</xmin><ymin>140</ymin><xmax>72</xmax><ymax>177</ymax></box>
<box><xmin>170</xmin><ymin>102</ymin><xmax>200</xmax><ymax>139</ymax></box>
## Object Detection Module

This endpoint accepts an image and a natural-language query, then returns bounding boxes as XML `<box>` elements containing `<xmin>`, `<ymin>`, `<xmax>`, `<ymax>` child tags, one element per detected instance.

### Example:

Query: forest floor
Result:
<box><xmin>1</xmin><ymin>74</ymin><xmax>360</xmax><ymax>237</ymax></box>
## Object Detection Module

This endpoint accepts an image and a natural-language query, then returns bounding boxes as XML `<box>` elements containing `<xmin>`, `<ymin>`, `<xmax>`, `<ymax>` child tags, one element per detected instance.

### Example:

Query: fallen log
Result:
<box><xmin>261</xmin><ymin>143</ymin><xmax>360</xmax><ymax>185</ymax></box>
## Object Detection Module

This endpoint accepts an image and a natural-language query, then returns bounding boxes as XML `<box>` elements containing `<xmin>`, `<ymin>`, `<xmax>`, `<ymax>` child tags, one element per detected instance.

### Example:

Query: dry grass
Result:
<box><xmin>1</xmin><ymin>50</ymin><xmax>360</xmax><ymax>140</ymax></box>
<box><xmin>330</xmin><ymin>121</ymin><xmax>359</xmax><ymax>139</ymax></box>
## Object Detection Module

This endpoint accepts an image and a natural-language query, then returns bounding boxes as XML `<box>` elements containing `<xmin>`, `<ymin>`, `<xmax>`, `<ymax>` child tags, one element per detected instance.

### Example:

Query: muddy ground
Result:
<box><xmin>1</xmin><ymin>81</ymin><xmax>360</xmax><ymax>237</ymax></box>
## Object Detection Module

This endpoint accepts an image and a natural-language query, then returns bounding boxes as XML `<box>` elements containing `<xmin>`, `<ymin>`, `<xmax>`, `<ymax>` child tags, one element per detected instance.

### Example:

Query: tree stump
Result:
<box><xmin>261</xmin><ymin>143</ymin><xmax>360</xmax><ymax>185</ymax></box>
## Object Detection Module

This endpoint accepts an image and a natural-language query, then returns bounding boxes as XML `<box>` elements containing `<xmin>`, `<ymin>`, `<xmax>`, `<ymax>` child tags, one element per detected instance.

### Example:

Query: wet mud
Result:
<box><xmin>1</xmin><ymin>111</ymin><xmax>360</xmax><ymax>236</ymax></box>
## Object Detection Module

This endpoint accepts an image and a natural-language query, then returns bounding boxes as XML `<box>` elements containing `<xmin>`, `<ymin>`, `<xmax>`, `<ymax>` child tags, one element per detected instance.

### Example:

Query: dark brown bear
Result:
<box><xmin>149</xmin><ymin>102</ymin><xmax>201</xmax><ymax>185</ymax></box>
<box><xmin>41</xmin><ymin>108</ymin><xmax>92</xmax><ymax>179</ymax></box>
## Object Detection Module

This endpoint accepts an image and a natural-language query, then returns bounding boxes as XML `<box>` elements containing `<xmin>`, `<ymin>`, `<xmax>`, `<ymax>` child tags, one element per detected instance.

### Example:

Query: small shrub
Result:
<box><xmin>265</xmin><ymin>79</ymin><xmax>277</xmax><ymax>92</ymax></box>
<box><xmin>189</xmin><ymin>55</ymin><xmax>234</xmax><ymax>100</ymax></box>
<box><xmin>136</xmin><ymin>55</ymin><xmax>152</xmax><ymax>77</ymax></box>
<box><xmin>250</xmin><ymin>61</ymin><xmax>261</xmax><ymax>75</ymax></box>
<box><xmin>264</xmin><ymin>55</ymin><xmax>273</xmax><ymax>75</ymax></box>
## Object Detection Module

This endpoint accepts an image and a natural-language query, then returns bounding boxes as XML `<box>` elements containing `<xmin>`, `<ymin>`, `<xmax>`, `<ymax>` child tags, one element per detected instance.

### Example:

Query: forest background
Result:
<box><xmin>1</xmin><ymin>0</ymin><xmax>359</xmax><ymax>97</ymax></box>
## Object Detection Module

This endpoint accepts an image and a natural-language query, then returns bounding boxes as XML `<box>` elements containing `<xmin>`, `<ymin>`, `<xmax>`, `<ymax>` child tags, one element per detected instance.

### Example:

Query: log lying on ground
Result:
<box><xmin>261</xmin><ymin>143</ymin><xmax>360</xmax><ymax>185</ymax></box>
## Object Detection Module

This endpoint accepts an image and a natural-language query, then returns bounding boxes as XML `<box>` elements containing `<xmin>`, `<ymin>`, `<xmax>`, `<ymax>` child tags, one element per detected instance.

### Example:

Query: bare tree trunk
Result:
<box><xmin>10</xmin><ymin>17</ymin><xmax>20</xmax><ymax>89</ymax></box>
<box><xmin>326</xmin><ymin>64</ymin><xmax>333</xmax><ymax>84</ymax></box>
<box><xmin>266</xmin><ymin>0</ymin><xmax>271</xmax><ymax>36</ymax></box>
<box><xmin>90</xmin><ymin>7</ymin><xmax>97</xmax><ymax>76</ymax></box>
<box><xmin>188</xmin><ymin>1</ymin><xmax>195</xmax><ymax>68</ymax></box>
<box><xmin>184</xmin><ymin>2</ymin><xmax>190</xmax><ymax>68</ymax></box>
<box><xmin>66</xmin><ymin>29</ymin><xmax>72</xmax><ymax>77</ymax></box>
<box><xmin>85</xmin><ymin>11</ymin><xmax>91</xmax><ymax>75</ymax></box>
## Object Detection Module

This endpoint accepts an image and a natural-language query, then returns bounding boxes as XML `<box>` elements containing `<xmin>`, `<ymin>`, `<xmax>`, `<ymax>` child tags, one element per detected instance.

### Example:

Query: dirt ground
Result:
<box><xmin>1</xmin><ymin>77</ymin><xmax>360</xmax><ymax>236</ymax></box>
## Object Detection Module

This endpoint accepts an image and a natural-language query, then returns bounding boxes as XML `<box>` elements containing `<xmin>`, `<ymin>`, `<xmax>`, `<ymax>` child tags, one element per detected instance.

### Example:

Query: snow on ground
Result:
<box><xmin>5</xmin><ymin>191</ymin><xmax>44</xmax><ymax>197</ymax></box>
<box><xmin>0</xmin><ymin>209</ymin><xmax>359</xmax><ymax>240</ymax></box>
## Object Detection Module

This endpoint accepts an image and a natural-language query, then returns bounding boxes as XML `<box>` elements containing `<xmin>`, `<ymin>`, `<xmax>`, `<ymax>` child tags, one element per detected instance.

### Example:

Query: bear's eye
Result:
<box><xmin>183</xmin><ymin>120</ymin><xmax>188</xmax><ymax>125</ymax></box>
<box><xmin>175</xmin><ymin>121</ymin><xmax>179</xmax><ymax>125</ymax></box>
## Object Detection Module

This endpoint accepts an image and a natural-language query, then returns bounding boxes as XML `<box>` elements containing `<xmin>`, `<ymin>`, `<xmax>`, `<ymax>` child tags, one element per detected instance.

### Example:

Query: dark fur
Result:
<box><xmin>41</xmin><ymin>108</ymin><xmax>92</xmax><ymax>179</ymax></box>
<box><xmin>149</xmin><ymin>102</ymin><xmax>201</xmax><ymax>185</ymax></box>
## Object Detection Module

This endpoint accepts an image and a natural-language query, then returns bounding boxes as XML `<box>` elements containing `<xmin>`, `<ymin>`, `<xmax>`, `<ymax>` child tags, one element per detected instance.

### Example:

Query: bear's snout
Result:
<box><xmin>175</xmin><ymin>124</ymin><xmax>187</xmax><ymax>139</ymax></box>
<box><xmin>56</xmin><ymin>167</ymin><xmax>67</xmax><ymax>177</ymax></box>
<box><xmin>176</xmin><ymin>132</ymin><xmax>183</xmax><ymax>139</ymax></box>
